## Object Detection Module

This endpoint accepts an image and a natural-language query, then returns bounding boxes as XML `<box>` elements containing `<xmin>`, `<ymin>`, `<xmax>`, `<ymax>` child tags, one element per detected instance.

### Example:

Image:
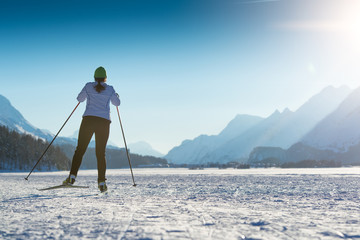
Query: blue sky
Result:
<box><xmin>1</xmin><ymin>0</ymin><xmax>360</xmax><ymax>153</ymax></box>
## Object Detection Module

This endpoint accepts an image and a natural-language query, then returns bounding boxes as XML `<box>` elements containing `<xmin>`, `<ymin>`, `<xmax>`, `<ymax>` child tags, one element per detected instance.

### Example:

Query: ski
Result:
<box><xmin>37</xmin><ymin>184</ymin><xmax>89</xmax><ymax>191</ymax></box>
<box><xmin>97</xmin><ymin>191</ymin><xmax>108</xmax><ymax>196</ymax></box>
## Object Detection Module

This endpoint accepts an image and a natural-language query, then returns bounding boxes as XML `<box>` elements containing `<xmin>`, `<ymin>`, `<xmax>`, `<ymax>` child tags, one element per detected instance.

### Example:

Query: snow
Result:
<box><xmin>14</xmin><ymin>124</ymin><xmax>46</xmax><ymax>142</ymax></box>
<box><xmin>1</xmin><ymin>168</ymin><xmax>360</xmax><ymax>239</ymax></box>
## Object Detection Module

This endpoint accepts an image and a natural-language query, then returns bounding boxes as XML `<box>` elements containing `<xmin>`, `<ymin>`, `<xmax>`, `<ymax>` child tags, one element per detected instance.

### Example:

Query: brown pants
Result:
<box><xmin>70</xmin><ymin>116</ymin><xmax>110</xmax><ymax>183</ymax></box>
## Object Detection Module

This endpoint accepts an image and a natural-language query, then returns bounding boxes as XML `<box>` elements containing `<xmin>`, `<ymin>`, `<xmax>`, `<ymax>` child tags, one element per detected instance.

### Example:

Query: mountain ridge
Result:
<box><xmin>0</xmin><ymin>94</ymin><xmax>53</xmax><ymax>141</ymax></box>
<box><xmin>165</xmin><ymin>114</ymin><xmax>264</xmax><ymax>164</ymax></box>
<box><xmin>165</xmin><ymin>85</ymin><xmax>352</xmax><ymax>164</ymax></box>
<box><xmin>128</xmin><ymin>141</ymin><xmax>164</xmax><ymax>157</ymax></box>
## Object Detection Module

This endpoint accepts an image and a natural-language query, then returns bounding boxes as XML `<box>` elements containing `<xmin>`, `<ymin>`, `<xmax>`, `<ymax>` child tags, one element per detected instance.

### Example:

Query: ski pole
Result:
<box><xmin>116</xmin><ymin>106</ymin><xmax>137</xmax><ymax>187</ymax></box>
<box><xmin>25</xmin><ymin>102</ymin><xmax>81</xmax><ymax>180</ymax></box>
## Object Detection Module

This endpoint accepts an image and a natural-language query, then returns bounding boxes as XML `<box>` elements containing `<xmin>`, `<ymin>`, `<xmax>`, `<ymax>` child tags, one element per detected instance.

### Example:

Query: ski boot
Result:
<box><xmin>98</xmin><ymin>181</ymin><xmax>108</xmax><ymax>193</ymax></box>
<box><xmin>63</xmin><ymin>174</ymin><xmax>76</xmax><ymax>185</ymax></box>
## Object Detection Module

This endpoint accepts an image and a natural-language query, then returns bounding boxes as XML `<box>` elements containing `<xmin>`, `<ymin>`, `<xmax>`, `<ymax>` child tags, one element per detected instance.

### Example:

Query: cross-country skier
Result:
<box><xmin>63</xmin><ymin>66</ymin><xmax>120</xmax><ymax>192</ymax></box>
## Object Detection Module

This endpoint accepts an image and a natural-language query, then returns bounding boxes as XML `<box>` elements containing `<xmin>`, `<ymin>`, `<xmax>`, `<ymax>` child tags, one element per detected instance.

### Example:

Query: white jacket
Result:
<box><xmin>77</xmin><ymin>82</ymin><xmax>120</xmax><ymax>121</ymax></box>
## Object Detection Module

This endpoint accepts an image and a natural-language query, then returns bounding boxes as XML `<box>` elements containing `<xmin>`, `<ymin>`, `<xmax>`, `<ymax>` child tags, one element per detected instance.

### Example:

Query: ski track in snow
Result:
<box><xmin>1</xmin><ymin>168</ymin><xmax>360</xmax><ymax>240</ymax></box>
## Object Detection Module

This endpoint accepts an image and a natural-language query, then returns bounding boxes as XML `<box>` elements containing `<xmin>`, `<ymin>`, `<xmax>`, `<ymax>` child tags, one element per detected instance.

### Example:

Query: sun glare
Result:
<box><xmin>338</xmin><ymin>1</ymin><xmax>360</xmax><ymax>51</ymax></box>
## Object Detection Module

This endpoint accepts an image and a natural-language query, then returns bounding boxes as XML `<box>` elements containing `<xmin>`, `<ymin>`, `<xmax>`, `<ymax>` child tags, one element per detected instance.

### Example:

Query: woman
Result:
<box><xmin>63</xmin><ymin>66</ymin><xmax>120</xmax><ymax>192</ymax></box>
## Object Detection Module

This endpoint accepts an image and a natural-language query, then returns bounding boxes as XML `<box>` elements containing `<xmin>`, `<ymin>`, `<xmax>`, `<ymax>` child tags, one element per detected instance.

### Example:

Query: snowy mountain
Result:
<box><xmin>204</xmin><ymin>86</ymin><xmax>351</xmax><ymax>163</ymax></box>
<box><xmin>0</xmin><ymin>94</ymin><xmax>53</xmax><ymax>141</ymax></box>
<box><xmin>128</xmin><ymin>141</ymin><xmax>164</xmax><ymax>157</ymax></box>
<box><xmin>0</xmin><ymin>95</ymin><xmax>89</xmax><ymax>147</ymax></box>
<box><xmin>250</xmin><ymin>86</ymin><xmax>360</xmax><ymax>165</ymax></box>
<box><xmin>301</xmin><ymin>86</ymin><xmax>360</xmax><ymax>152</ymax></box>
<box><xmin>203</xmin><ymin>109</ymin><xmax>295</xmax><ymax>164</ymax></box>
<box><xmin>165</xmin><ymin>86</ymin><xmax>351</xmax><ymax>164</ymax></box>
<box><xmin>165</xmin><ymin>115</ymin><xmax>264</xmax><ymax>164</ymax></box>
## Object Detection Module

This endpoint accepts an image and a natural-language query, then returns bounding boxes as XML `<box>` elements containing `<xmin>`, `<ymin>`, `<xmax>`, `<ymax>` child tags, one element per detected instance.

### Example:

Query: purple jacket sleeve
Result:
<box><xmin>77</xmin><ymin>85</ymin><xmax>87</xmax><ymax>102</ymax></box>
<box><xmin>110</xmin><ymin>88</ymin><xmax>121</xmax><ymax>106</ymax></box>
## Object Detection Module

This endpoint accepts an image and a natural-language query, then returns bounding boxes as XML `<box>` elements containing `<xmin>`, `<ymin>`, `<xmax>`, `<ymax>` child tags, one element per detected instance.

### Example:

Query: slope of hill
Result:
<box><xmin>0</xmin><ymin>94</ymin><xmax>53</xmax><ymax>141</ymax></box>
<box><xmin>302</xmin><ymin>86</ymin><xmax>360</xmax><ymax>152</ymax></box>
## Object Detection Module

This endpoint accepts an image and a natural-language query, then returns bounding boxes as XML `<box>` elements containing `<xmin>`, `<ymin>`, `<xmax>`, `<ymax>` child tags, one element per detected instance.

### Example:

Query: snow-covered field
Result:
<box><xmin>1</xmin><ymin>168</ymin><xmax>360</xmax><ymax>240</ymax></box>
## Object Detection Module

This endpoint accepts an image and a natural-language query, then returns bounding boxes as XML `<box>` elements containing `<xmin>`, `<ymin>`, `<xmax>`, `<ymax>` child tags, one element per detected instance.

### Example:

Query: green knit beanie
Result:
<box><xmin>94</xmin><ymin>66</ymin><xmax>107</xmax><ymax>78</ymax></box>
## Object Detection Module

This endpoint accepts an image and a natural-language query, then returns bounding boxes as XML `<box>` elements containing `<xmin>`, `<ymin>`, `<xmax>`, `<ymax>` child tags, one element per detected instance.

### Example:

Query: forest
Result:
<box><xmin>0</xmin><ymin>126</ymin><xmax>168</xmax><ymax>171</ymax></box>
<box><xmin>0</xmin><ymin>125</ymin><xmax>69</xmax><ymax>171</ymax></box>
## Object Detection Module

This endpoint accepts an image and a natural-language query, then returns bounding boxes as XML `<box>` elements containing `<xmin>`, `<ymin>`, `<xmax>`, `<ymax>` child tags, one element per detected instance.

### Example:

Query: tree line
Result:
<box><xmin>0</xmin><ymin>125</ymin><xmax>168</xmax><ymax>171</ymax></box>
<box><xmin>0</xmin><ymin>125</ymin><xmax>70</xmax><ymax>171</ymax></box>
